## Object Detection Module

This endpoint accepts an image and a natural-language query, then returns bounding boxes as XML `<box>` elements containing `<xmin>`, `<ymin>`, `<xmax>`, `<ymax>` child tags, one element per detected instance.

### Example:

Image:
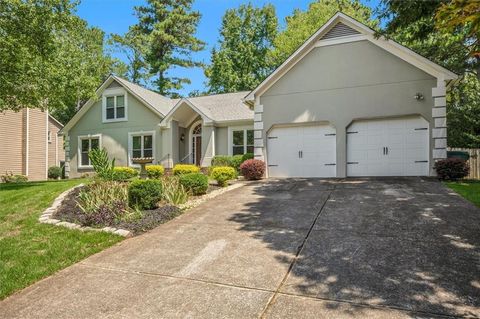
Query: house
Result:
<box><xmin>62</xmin><ymin>12</ymin><xmax>456</xmax><ymax>179</ymax></box>
<box><xmin>0</xmin><ymin>108</ymin><xmax>65</xmax><ymax>181</ymax></box>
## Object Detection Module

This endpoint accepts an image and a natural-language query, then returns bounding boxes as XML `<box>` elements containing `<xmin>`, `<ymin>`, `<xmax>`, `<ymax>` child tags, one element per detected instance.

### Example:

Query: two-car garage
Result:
<box><xmin>266</xmin><ymin>116</ymin><xmax>429</xmax><ymax>178</ymax></box>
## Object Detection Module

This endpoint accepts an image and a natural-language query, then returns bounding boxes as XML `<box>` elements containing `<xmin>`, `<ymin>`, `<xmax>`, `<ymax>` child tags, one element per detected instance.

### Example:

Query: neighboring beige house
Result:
<box><xmin>62</xmin><ymin>13</ymin><xmax>457</xmax><ymax>179</ymax></box>
<box><xmin>0</xmin><ymin>108</ymin><xmax>64</xmax><ymax>181</ymax></box>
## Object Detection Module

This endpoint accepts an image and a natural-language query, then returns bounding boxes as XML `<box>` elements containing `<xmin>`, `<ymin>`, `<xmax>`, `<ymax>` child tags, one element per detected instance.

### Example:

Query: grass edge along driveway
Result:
<box><xmin>445</xmin><ymin>180</ymin><xmax>480</xmax><ymax>207</ymax></box>
<box><xmin>0</xmin><ymin>179</ymin><xmax>123</xmax><ymax>300</ymax></box>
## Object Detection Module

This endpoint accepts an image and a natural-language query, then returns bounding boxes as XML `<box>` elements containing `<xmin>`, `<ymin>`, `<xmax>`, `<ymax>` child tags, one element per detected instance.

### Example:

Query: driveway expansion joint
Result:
<box><xmin>78</xmin><ymin>263</ymin><xmax>276</xmax><ymax>295</ymax></box>
<box><xmin>259</xmin><ymin>186</ymin><xmax>335</xmax><ymax>318</ymax></box>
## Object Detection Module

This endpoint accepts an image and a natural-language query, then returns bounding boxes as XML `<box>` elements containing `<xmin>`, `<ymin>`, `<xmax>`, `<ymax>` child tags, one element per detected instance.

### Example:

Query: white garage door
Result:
<box><xmin>267</xmin><ymin>124</ymin><xmax>336</xmax><ymax>178</ymax></box>
<box><xmin>347</xmin><ymin>117</ymin><xmax>429</xmax><ymax>176</ymax></box>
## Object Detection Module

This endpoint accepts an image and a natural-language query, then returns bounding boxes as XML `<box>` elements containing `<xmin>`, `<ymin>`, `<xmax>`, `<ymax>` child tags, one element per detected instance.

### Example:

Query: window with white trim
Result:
<box><xmin>47</xmin><ymin>131</ymin><xmax>52</xmax><ymax>143</ymax></box>
<box><xmin>232</xmin><ymin>129</ymin><xmax>254</xmax><ymax>155</ymax></box>
<box><xmin>129</xmin><ymin>132</ymin><xmax>154</xmax><ymax>163</ymax></box>
<box><xmin>79</xmin><ymin>136</ymin><xmax>100</xmax><ymax>167</ymax></box>
<box><xmin>103</xmin><ymin>88</ymin><xmax>127</xmax><ymax>122</ymax></box>
<box><xmin>105</xmin><ymin>95</ymin><xmax>125</xmax><ymax>120</ymax></box>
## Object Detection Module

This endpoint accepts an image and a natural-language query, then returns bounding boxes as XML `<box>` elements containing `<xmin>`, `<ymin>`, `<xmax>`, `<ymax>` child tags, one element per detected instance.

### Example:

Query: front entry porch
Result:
<box><xmin>159</xmin><ymin>100</ymin><xmax>216</xmax><ymax>168</ymax></box>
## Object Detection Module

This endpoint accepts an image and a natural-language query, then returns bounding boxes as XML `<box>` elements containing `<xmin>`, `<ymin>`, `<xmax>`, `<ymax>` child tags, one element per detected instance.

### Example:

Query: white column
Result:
<box><xmin>201</xmin><ymin>124</ymin><xmax>215</xmax><ymax>167</ymax></box>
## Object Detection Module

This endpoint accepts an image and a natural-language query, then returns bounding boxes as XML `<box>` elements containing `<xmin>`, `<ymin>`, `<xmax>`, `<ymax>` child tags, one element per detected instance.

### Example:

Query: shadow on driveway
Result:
<box><xmin>229</xmin><ymin>177</ymin><xmax>480</xmax><ymax>318</ymax></box>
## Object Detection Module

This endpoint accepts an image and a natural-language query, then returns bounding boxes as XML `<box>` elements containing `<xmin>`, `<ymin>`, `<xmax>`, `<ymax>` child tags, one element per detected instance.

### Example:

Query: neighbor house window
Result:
<box><xmin>79</xmin><ymin>136</ymin><xmax>100</xmax><ymax>167</ymax></box>
<box><xmin>47</xmin><ymin>131</ymin><xmax>52</xmax><ymax>143</ymax></box>
<box><xmin>103</xmin><ymin>89</ymin><xmax>127</xmax><ymax>122</ymax></box>
<box><xmin>232</xmin><ymin>129</ymin><xmax>254</xmax><ymax>155</ymax></box>
<box><xmin>129</xmin><ymin>131</ymin><xmax>155</xmax><ymax>164</ymax></box>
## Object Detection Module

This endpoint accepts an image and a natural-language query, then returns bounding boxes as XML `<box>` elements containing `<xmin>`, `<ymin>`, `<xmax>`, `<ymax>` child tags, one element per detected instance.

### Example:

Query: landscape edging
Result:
<box><xmin>38</xmin><ymin>183</ymin><xmax>132</xmax><ymax>237</ymax></box>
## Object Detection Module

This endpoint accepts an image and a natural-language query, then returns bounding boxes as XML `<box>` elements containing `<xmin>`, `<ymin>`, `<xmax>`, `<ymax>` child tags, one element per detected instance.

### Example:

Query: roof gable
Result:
<box><xmin>62</xmin><ymin>75</ymin><xmax>170</xmax><ymax>133</ymax></box>
<box><xmin>321</xmin><ymin>22</ymin><xmax>360</xmax><ymax>40</ymax></box>
<box><xmin>245</xmin><ymin>12</ymin><xmax>457</xmax><ymax>101</ymax></box>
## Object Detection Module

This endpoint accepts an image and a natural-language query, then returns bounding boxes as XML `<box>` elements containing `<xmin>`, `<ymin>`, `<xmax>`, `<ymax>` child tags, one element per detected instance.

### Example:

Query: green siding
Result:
<box><xmin>68</xmin><ymin>90</ymin><xmax>163</xmax><ymax>177</ymax></box>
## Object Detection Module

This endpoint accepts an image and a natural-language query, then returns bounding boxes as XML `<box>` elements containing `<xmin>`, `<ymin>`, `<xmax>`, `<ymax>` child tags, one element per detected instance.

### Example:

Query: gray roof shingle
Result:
<box><xmin>186</xmin><ymin>91</ymin><xmax>253</xmax><ymax>122</ymax></box>
<box><xmin>113</xmin><ymin>76</ymin><xmax>176</xmax><ymax>116</ymax></box>
<box><xmin>114</xmin><ymin>76</ymin><xmax>253</xmax><ymax>122</ymax></box>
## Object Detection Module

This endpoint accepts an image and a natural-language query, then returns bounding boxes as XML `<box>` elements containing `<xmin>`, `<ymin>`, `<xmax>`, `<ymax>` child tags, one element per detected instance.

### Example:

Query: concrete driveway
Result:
<box><xmin>2</xmin><ymin>178</ymin><xmax>480</xmax><ymax>318</ymax></box>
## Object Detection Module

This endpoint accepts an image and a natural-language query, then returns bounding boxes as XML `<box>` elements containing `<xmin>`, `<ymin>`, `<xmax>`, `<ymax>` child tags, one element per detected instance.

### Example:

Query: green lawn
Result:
<box><xmin>445</xmin><ymin>180</ymin><xmax>480</xmax><ymax>207</ymax></box>
<box><xmin>0</xmin><ymin>179</ymin><xmax>123</xmax><ymax>300</ymax></box>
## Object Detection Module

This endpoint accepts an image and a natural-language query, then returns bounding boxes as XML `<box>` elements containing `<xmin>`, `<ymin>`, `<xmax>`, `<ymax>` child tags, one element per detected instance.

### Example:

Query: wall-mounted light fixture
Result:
<box><xmin>180</xmin><ymin>133</ymin><xmax>185</xmax><ymax>142</ymax></box>
<box><xmin>414</xmin><ymin>93</ymin><xmax>424</xmax><ymax>101</ymax></box>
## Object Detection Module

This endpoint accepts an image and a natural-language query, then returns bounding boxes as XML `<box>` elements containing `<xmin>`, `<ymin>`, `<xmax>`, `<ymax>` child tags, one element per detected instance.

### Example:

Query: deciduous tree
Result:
<box><xmin>205</xmin><ymin>3</ymin><xmax>278</xmax><ymax>93</ymax></box>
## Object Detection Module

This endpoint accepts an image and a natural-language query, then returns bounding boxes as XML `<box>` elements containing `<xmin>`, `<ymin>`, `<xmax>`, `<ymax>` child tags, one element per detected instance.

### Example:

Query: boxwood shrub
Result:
<box><xmin>128</xmin><ymin>179</ymin><xmax>163</xmax><ymax>210</ymax></box>
<box><xmin>179</xmin><ymin>173</ymin><xmax>209</xmax><ymax>195</ymax></box>
<box><xmin>434</xmin><ymin>158</ymin><xmax>469</xmax><ymax>180</ymax></box>
<box><xmin>211</xmin><ymin>166</ymin><xmax>237</xmax><ymax>187</ymax></box>
<box><xmin>211</xmin><ymin>155</ymin><xmax>232</xmax><ymax>167</ymax></box>
<box><xmin>240</xmin><ymin>159</ymin><xmax>265</xmax><ymax>180</ymax></box>
<box><xmin>146</xmin><ymin>165</ymin><xmax>165</xmax><ymax>178</ymax></box>
<box><xmin>48</xmin><ymin>166</ymin><xmax>62</xmax><ymax>179</ymax></box>
<box><xmin>242</xmin><ymin>153</ymin><xmax>254</xmax><ymax>162</ymax></box>
<box><xmin>173</xmin><ymin>164</ymin><xmax>200</xmax><ymax>175</ymax></box>
<box><xmin>113</xmin><ymin>167</ymin><xmax>138</xmax><ymax>180</ymax></box>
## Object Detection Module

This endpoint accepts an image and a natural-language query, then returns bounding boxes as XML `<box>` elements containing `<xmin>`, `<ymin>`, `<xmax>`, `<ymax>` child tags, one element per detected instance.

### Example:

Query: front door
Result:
<box><xmin>191</xmin><ymin>123</ymin><xmax>202</xmax><ymax>166</ymax></box>
<box><xmin>194</xmin><ymin>136</ymin><xmax>202</xmax><ymax>166</ymax></box>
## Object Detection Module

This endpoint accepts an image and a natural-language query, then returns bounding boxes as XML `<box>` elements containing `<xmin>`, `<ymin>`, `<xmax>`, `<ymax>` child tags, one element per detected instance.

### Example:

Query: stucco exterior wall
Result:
<box><xmin>215</xmin><ymin>127</ymin><xmax>228</xmax><ymax>155</ymax></box>
<box><xmin>258</xmin><ymin>40</ymin><xmax>437</xmax><ymax>177</ymax></box>
<box><xmin>67</xmin><ymin>91</ymin><xmax>163</xmax><ymax>178</ymax></box>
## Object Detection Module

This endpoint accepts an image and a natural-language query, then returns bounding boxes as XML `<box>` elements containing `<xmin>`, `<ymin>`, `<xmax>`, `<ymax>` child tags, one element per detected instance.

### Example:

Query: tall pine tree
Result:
<box><xmin>205</xmin><ymin>3</ymin><xmax>278</xmax><ymax>93</ymax></box>
<box><xmin>135</xmin><ymin>0</ymin><xmax>205</xmax><ymax>97</ymax></box>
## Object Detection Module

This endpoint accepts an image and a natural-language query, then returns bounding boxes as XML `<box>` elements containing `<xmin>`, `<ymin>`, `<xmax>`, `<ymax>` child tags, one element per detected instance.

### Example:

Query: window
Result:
<box><xmin>47</xmin><ymin>131</ymin><xmax>52</xmax><ymax>143</ymax></box>
<box><xmin>79</xmin><ymin>136</ymin><xmax>100</xmax><ymax>167</ymax></box>
<box><xmin>129</xmin><ymin>131</ymin><xmax>155</xmax><ymax>164</ymax></box>
<box><xmin>103</xmin><ymin>89</ymin><xmax>127</xmax><ymax>122</ymax></box>
<box><xmin>231</xmin><ymin>129</ymin><xmax>254</xmax><ymax>155</ymax></box>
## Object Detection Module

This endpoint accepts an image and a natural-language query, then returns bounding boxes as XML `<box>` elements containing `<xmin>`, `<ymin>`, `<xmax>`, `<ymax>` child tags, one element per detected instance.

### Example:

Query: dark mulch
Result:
<box><xmin>53</xmin><ymin>186</ymin><xmax>181</xmax><ymax>235</ymax></box>
<box><xmin>115</xmin><ymin>206</ymin><xmax>181</xmax><ymax>235</ymax></box>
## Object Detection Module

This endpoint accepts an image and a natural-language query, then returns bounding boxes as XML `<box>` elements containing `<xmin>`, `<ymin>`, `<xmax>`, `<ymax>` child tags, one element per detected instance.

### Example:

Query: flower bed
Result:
<box><xmin>50</xmin><ymin>177</ymin><xmax>241</xmax><ymax>236</ymax></box>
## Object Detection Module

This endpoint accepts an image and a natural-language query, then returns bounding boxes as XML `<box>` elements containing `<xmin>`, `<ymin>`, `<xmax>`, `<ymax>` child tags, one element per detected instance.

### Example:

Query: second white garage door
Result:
<box><xmin>267</xmin><ymin>124</ymin><xmax>336</xmax><ymax>178</ymax></box>
<box><xmin>347</xmin><ymin>116</ymin><xmax>429</xmax><ymax>176</ymax></box>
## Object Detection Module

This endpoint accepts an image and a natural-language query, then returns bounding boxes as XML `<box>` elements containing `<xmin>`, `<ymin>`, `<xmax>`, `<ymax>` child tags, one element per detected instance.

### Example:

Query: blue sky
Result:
<box><xmin>76</xmin><ymin>0</ymin><xmax>381</xmax><ymax>96</ymax></box>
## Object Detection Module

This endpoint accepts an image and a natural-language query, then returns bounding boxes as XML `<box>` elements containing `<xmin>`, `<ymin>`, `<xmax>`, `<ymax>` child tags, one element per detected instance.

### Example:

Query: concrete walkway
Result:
<box><xmin>2</xmin><ymin>178</ymin><xmax>479</xmax><ymax>318</ymax></box>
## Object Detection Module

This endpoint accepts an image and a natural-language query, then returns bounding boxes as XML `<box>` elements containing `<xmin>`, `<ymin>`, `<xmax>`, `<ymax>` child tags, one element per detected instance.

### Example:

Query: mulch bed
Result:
<box><xmin>53</xmin><ymin>186</ymin><xmax>181</xmax><ymax>235</ymax></box>
<box><xmin>52</xmin><ymin>181</ymin><xmax>231</xmax><ymax>235</ymax></box>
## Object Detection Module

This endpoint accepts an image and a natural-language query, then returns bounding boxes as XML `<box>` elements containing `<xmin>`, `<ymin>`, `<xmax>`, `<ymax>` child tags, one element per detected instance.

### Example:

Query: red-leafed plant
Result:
<box><xmin>240</xmin><ymin>159</ymin><xmax>265</xmax><ymax>180</ymax></box>
<box><xmin>434</xmin><ymin>158</ymin><xmax>469</xmax><ymax>180</ymax></box>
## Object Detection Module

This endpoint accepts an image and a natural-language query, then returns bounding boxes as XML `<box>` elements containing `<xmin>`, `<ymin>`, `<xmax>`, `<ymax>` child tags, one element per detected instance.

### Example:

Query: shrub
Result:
<box><xmin>113</xmin><ymin>167</ymin><xmax>138</xmax><ymax>180</ymax></box>
<box><xmin>48</xmin><ymin>166</ymin><xmax>62</xmax><ymax>179</ymax></box>
<box><xmin>211</xmin><ymin>155</ymin><xmax>232</xmax><ymax>167</ymax></box>
<box><xmin>173</xmin><ymin>164</ymin><xmax>200</xmax><ymax>175</ymax></box>
<box><xmin>231</xmin><ymin>155</ymin><xmax>244</xmax><ymax>171</ymax></box>
<box><xmin>240</xmin><ymin>159</ymin><xmax>266</xmax><ymax>180</ymax></box>
<box><xmin>76</xmin><ymin>181</ymin><xmax>129</xmax><ymax>226</ymax></box>
<box><xmin>146</xmin><ymin>165</ymin><xmax>165</xmax><ymax>178</ymax></box>
<box><xmin>211</xmin><ymin>166</ymin><xmax>237</xmax><ymax>187</ymax></box>
<box><xmin>161</xmin><ymin>176</ymin><xmax>189</xmax><ymax>205</ymax></box>
<box><xmin>434</xmin><ymin>158</ymin><xmax>469</xmax><ymax>180</ymax></box>
<box><xmin>179</xmin><ymin>173</ymin><xmax>209</xmax><ymax>195</ymax></box>
<box><xmin>128</xmin><ymin>179</ymin><xmax>163</xmax><ymax>210</ymax></box>
<box><xmin>242</xmin><ymin>153</ymin><xmax>254</xmax><ymax>162</ymax></box>
<box><xmin>89</xmin><ymin>148</ymin><xmax>115</xmax><ymax>180</ymax></box>
<box><xmin>1</xmin><ymin>172</ymin><xmax>28</xmax><ymax>183</ymax></box>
